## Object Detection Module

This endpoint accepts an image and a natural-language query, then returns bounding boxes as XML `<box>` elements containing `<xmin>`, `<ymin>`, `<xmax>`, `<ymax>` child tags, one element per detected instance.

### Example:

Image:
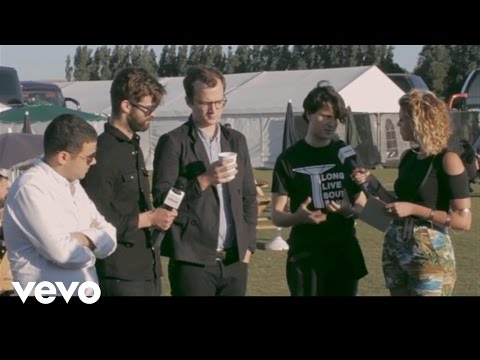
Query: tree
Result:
<box><xmin>445</xmin><ymin>45</ymin><xmax>480</xmax><ymax>97</ymax></box>
<box><xmin>98</xmin><ymin>46</ymin><xmax>112</xmax><ymax>80</ymax></box>
<box><xmin>109</xmin><ymin>45</ymin><xmax>132</xmax><ymax>78</ymax></box>
<box><xmin>327</xmin><ymin>45</ymin><xmax>346</xmax><ymax>67</ymax></box>
<box><xmin>290</xmin><ymin>45</ymin><xmax>308</xmax><ymax>70</ymax></box>
<box><xmin>90</xmin><ymin>46</ymin><xmax>112</xmax><ymax>80</ymax></box>
<box><xmin>379</xmin><ymin>46</ymin><xmax>405</xmax><ymax>73</ymax></box>
<box><xmin>139</xmin><ymin>46</ymin><xmax>157</xmax><ymax>77</ymax></box>
<box><xmin>261</xmin><ymin>45</ymin><xmax>282</xmax><ymax>71</ymax></box>
<box><xmin>158</xmin><ymin>45</ymin><xmax>169</xmax><ymax>76</ymax></box>
<box><xmin>164</xmin><ymin>45</ymin><xmax>177</xmax><ymax>76</ymax></box>
<box><xmin>232</xmin><ymin>45</ymin><xmax>251</xmax><ymax>73</ymax></box>
<box><xmin>130</xmin><ymin>45</ymin><xmax>143</xmax><ymax>67</ymax></box>
<box><xmin>313</xmin><ymin>45</ymin><xmax>329</xmax><ymax>68</ymax></box>
<box><xmin>223</xmin><ymin>46</ymin><xmax>235</xmax><ymax>74</ymax></box>
<box><xmin>175</xmin><ymin>45</ymin><xmax>189</xmax><ymax>76</ymax></box>
<box><xmin>414</xmin><ymin>45</ymin><xmax>451</xmax><ymax>96</ymax></box>
<box><xmin>200</xmin><ymin>45</ymin><xmax>215</xmax><ymax>68</ymax></box>
<box><xmin>73</xmin><ymin>46</ymin><xmax>92</xmax><ymax>81</ymax></box>
<box><xmin>149</xmin><ymin>48</ymin><xmax>159</xmax><ymax>75</ymax></box>
<box><xmin>277</xmin><ymin>45</ymin><xmax>291</xmax><ymax>70</ymax></box>
<box><xmin>187</xmin><ymin>45</ymin><xmax>201</xmax><ymax>67</ymax></box>
<box><xmin>65</xmin><ymin>55</ymin><xmax>73</xmax><ymax>81</ymax></box>
<box><xmin>250</xmin><ymin>45</ymin><xmax>263</xmax><ymax>72</ymax></box>
<box><xmin>211</xmin><ymin>45</ymin><xmax>224</xmax><ymax>72</ymax></box>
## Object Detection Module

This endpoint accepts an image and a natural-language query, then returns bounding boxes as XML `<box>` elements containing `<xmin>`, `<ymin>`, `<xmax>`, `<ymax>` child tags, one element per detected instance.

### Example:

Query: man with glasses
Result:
<box><xmin>3</xmin><ymin>114</ymin><xmax>117</xmax><ymax>296</ymax></box>
<box><xmin>152</xmin><ymin>65</ymin><xmax>257</xmax><ymax>296</ymax></box>
<box><xmin>82</xmin><ymin>67</ymin><xmax>177</xmax><ymax>296</ymax></box>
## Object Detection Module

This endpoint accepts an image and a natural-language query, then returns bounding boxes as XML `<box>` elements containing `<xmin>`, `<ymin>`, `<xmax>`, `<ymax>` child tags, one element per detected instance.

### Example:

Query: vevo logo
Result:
<box><xmin>12</xmin><ymin>281</ymin><xmax>101</xmax><ymax>304</ymax></box>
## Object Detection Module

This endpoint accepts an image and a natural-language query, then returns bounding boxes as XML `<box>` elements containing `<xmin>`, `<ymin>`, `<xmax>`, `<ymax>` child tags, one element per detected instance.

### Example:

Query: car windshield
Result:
<box><xmin>23</xmin><ymin>90</ymin><xmax>63</xmax><ymax>106</ymax></box>
<box><xmin>388</xmin><ymin>74</ymin><xmax>429</xmax><ymax>93</ymax></box>
<box><xmin>389</xmin><ymin>77</ymin><xmax>411</xmax><ymax>92</ymax></box>
<box><xmin>409</xmin><ymin>76</ymin><xmax>429</xmax><ymax>91</ymax></box>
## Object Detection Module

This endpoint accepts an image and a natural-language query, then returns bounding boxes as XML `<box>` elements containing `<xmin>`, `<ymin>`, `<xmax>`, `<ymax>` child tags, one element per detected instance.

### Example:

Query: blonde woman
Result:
<box><xmin>354</xmin><ymin>90</ymin><xmax>471</xmax><ymax>296</ymax></box>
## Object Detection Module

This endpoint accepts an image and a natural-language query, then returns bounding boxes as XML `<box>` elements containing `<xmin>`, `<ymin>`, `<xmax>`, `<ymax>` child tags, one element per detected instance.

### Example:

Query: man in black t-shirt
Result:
<box><xmin>271</xmin><ymin>82</ymin><xmax>368</xmax><ymax>296</ymax></box>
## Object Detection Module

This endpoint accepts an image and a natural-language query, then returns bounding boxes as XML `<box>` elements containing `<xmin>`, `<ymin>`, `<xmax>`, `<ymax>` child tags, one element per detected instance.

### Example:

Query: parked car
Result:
<box><xmin>0</xmin><ymin>66</ymin><xmax>23</xmax><ymax>106</ymax></box>
<box><xmin>387</xmin><ymin>73</ymin><xmax>430</xmax><ymax>93</ymax></box>
<box><xmin>448</xmin><ymin>69</ymin><xmax>480</xmax><ymax>111</ymax></box>
<box><xmin>21</xmin><ymin>81</ymin><xmax>81</xmax><ymax>110</ymax></box>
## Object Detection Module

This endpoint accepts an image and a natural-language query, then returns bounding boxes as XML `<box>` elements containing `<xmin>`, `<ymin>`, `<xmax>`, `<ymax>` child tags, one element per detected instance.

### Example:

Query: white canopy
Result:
<box><xmin>54</xmin><ymin>66</ymin><xmax>405</xmax><ymax>169</ymax></box>
<box><xmin>57</xmin><ymin>65</ymin><xmax>403</xmax><ymax>116</ymax></box>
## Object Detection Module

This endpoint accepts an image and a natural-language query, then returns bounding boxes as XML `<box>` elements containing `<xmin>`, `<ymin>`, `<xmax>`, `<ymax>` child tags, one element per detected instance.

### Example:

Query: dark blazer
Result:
<box><xmin>152</xmin><ymin>119</ymin><xmax>257</xmax><ymax>265</ymax></box>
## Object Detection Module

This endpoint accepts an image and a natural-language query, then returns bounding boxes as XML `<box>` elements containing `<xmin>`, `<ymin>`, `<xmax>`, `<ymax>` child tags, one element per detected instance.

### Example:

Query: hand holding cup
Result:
<box><xmin>217</xmin><ymin>152</ymin><xmax>238</xmax><ymax>183</ymax></box>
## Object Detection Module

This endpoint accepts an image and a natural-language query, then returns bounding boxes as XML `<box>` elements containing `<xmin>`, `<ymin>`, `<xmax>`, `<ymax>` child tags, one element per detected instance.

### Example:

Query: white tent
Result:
<box><xmin>54</xmin><ymin>65</ymin><xmax>404</xmax><ymax>169</ymax></box>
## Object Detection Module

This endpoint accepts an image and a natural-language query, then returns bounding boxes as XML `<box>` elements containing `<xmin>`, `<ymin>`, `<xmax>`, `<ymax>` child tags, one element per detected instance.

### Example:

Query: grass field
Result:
<box><xmin>161</xmin><ymin>168</ymin><xmax>480</xmax><ymax>296</ymax></box>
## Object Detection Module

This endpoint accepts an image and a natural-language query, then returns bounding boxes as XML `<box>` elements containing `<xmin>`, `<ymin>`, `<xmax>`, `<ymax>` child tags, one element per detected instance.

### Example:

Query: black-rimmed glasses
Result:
<box><xmin>130</xmin><ymin>101</ymin><xmax>157</xmax><ymax>116</ymax></box>
<box><xmin>194</xmin><ymin>98</ymin><xmax>227</xmax><ymax>110</ymax></box>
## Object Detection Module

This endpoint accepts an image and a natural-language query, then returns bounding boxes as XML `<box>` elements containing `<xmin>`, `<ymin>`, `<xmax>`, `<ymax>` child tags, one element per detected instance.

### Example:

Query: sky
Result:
<box><xmin>0</xmin><ymin>45</ymin><xmax>424</xmax><ymax>81</ymax></box>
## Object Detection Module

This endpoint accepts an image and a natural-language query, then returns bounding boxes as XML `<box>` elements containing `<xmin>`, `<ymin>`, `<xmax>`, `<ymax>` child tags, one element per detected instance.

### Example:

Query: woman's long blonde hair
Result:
<box><xmin>399</xmin><ymin>90</ymin><xmax>452</xmax><ymax>156</ymax></box>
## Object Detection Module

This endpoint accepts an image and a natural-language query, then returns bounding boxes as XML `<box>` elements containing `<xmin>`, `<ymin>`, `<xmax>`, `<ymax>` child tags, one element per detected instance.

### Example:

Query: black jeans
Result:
<box><xmin>99</xmin><ymin>277</ymin><xmax>161</xmax><ymax>296</ymax></box>
<box><xmin>168</xmin><ymin>259</ymin><xmax>248</xmax><ymax>296</ymax></box>
<box><xmin>286</xmin><ymin>252</ymin><xmax>358</xmax><ymax>296</ymax></box>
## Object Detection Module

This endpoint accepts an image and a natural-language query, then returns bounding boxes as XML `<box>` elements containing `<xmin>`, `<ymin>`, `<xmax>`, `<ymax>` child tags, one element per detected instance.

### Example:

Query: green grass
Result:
<box><xmin>160</xmin><ymin>169</ymin><xmax>480</xmax><ymax>296</ymax></box>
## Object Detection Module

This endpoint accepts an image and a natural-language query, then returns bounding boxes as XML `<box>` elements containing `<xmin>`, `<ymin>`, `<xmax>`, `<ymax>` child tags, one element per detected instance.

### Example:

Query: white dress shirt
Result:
<box><xmin>3</xmin><ymin>160</ymin><xmax>117</xmax><ymax>295</ymax></box>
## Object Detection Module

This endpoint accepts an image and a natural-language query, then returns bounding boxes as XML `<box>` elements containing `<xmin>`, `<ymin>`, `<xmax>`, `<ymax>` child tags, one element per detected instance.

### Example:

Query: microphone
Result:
<box><xmin>151</xmin><ymin>177</ymin><xmax>187</xmax><ymax>249</ymax></box>
<box><xmin>337</xmin><ymin>145</ymin><xmax>372</xmax><ymax>197</ymax></box>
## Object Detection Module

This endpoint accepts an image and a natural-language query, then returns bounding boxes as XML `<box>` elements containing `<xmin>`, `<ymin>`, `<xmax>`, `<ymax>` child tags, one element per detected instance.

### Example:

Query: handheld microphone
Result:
<box><xmin>337</xmin><ymin>145</ymin><xmax>371</xmax><ymax>197</ymax></box>
<box><xmin>151</xmin><ymin>177</ymin><xmax>187</xmax><ymax>249</ymax></box>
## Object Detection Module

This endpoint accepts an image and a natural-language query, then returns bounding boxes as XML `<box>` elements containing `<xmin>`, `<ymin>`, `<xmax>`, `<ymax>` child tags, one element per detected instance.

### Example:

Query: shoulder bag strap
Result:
<box><xmin>411</xmin><ymin>155</ymin><xmax>435</xmax><ymax>201</ymax></box>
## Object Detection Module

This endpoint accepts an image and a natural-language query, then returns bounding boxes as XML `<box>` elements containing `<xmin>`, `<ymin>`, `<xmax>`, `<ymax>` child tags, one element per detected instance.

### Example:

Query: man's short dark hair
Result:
<box><xmin>183</xmin><ymin>65</ymin><xmax>225</xmax><ymax>101</ymax></box>
<box><xmin>110</xmin><ymin>67</ymin><xmax>166</xmax><ymax>117</ymax></box>
<box><xmin>43</xmin><ymin>114</ymin><xmax>97</xmax><ymax>158</ymax></box>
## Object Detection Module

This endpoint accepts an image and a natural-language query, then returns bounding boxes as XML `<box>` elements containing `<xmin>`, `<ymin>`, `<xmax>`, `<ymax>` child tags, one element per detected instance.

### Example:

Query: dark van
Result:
<box><xmin>21</xmin><ymin>81</ymin><xmax>80</xmax><ymax>110</ymax></box>
<box><xmin>387</xmin><ymin>73</ymin><xmax>430</xmax><ymax>93</ymax></box>
<box><xmin>0</xmin><ymin>66</ymin><xmax>23</xmax><ymax>105</ymax></box>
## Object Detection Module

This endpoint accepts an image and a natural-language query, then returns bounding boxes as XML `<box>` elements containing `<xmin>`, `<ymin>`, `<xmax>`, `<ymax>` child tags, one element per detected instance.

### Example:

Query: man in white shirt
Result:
<box><xmin>0</xmin><ymin>168</ymin><xmax>13</xmax><ymax>294</ymax></box>
<box><xmin>3</xmin><ymin>114</ymin><xmax>117</xmax><ymax>296</ymax></box>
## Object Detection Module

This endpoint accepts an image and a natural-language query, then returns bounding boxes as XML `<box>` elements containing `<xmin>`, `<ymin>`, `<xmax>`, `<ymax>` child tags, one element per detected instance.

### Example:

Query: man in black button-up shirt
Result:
<box><xmin>82</xmin><ymin>67</ymin><xmax>177</xmax><ymax>296</ymax></box>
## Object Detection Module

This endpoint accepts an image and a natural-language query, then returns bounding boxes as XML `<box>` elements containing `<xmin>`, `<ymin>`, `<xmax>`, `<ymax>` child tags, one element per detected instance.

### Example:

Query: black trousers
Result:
<box><xmin>99</xmin><ymin>277</ymin><xmax>162</xmax><ymax>296</ymax></box>
<box><xmin>286</xmin><ymin>252</ymin><xmax>358</xmax><ymax>296</ymax></box>
<box><xmin>168</xmin><ymin>259</ymin><xmax>248</xmax><ymax>296</ymax></box>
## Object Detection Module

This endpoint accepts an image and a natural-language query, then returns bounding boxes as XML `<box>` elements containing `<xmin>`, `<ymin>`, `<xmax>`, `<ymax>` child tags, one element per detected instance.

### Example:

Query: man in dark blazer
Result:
<box><xmin>152</xmin><ymin>65</ymin><xmax>257</xmax><ymax>296</ymax></box>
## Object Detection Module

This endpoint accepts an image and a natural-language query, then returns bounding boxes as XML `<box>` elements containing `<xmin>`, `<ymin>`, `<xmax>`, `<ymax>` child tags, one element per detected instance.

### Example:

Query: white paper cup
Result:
<box><xmin>218</xmin><ymin>152</ymin><xmax>237</xmax><ymax>165</ymax></box>
<box><xmin>218</xmin><ymin>152</ymin><xmax>237</xmax><ymax>181</ymax></box>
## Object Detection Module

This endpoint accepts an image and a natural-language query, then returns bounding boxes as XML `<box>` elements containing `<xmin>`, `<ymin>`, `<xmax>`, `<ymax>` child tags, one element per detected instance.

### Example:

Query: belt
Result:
<box><xmin>392</xmin><ymin>217</ymin><xmax>446</xmax><ymax>233</ymax></box>
<box><xmin>215</xmin><ymin>248</ymin><xmax>238</xmax><ymax>263</ymax></box>
<box><xmin>393</xmin><ymin>217</ymin><xmax>429</xmax><ymax>226</ymax></box>
<box><xmin>216</xmin><ymin>249</ymin><xmax>230</xmax><ymax>261</ymax></box>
